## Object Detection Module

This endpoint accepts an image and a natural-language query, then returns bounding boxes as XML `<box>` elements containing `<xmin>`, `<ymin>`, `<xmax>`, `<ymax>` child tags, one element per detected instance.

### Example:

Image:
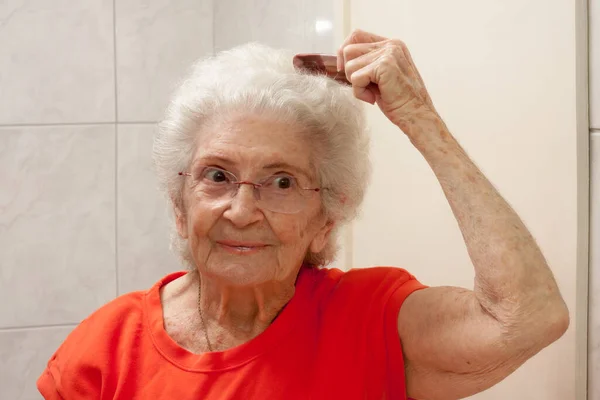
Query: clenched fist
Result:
<box><xmin>337</xmin><ymin>29</ymin><xmax>440</xmax><ymax>135</ymax></box>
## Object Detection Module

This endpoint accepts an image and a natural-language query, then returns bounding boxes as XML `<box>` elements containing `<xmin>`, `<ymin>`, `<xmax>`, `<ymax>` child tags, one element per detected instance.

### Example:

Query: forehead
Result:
<box><xmin>192</xmin><ymin>115</ymin><xmax>315</xmax><ymax>178</ymax></box>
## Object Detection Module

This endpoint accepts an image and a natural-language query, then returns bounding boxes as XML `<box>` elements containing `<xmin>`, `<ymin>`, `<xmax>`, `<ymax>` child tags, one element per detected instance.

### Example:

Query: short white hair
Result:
<box><xmin>153</xmin><ymin>43</ymin><xmax>371</xmax><ymax>268</ymax></box>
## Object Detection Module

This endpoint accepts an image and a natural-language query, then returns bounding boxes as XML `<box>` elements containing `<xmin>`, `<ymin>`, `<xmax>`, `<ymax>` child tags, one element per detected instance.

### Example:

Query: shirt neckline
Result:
<box><xmin>144</xmin><ymin>266</ymin><xmax>312</xmax><ymax>372</ymax></box>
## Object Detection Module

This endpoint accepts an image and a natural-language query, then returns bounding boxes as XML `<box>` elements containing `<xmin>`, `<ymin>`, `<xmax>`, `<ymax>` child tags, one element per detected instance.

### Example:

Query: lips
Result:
<box><xmin>217</xmin><ymin>240</ymin><xmax>268</xmax><ymax>248</ymax></box>
<box><xmin>216</xmin><ymin>240</ymin><xmax>269</xmax><ymax>255</ymax></box>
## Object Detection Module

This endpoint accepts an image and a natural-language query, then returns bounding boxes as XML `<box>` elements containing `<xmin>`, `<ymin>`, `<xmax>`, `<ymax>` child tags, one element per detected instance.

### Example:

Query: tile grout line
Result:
<box><xmin>0</xmin><ymin>121</ymin><xmax>157</xmax><ymax>128</ymax></box>
<box><xmin>0</xmin><ymin>323</ymin><xmax>78</xmax><ymax>332</ymax></box>
<box><xmin>113</xmin><ymin>0</ymin><xmax>119</xmax><ymax>298</ymax></box>
<box><xmin>0</xmin><ymin>121</ymin><xmax>589</xmax><ymax>131</ymax></box>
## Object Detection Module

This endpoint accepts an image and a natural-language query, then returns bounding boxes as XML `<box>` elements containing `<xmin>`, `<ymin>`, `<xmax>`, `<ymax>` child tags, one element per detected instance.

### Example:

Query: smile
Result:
<box><xmin>216</xmin><ymin>241</ymin><xmax>268</xmax><ymax>255</ymax></box>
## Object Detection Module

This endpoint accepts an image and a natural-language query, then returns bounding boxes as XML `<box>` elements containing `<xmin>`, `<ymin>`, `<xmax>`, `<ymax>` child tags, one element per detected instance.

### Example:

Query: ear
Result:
<box><xmin>309</xmin><ymin>219</ymin><xmax>335</xmax><ymax>254</ymax></box>
<box><xmin>171</xmin><ymin>197</ymin><xmax>189</xmax><ymax>239</ymax></box>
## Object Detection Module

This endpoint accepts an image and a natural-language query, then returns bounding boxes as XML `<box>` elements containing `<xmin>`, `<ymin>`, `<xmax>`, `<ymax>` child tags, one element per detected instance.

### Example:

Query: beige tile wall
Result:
<box><xmin>117</xmin><ymin>123</ymin><xmax>175</xmax><ymax>294</ymax></box>
<box><xmin>115</xmin><ymin>0</ymin><xmax>214</xmax><ymax>122</ymax></box>
<box><xmin>1</xmin><ymin>0</ymin><xmax>595</xmax><ymax>398</ymax></box>
<box><xmin>349</xmin><ymin>0</ymin><xmax>591</xmax><ymax>398</ymax></box>
<box><xmin>591</xmin><ymin>0</ymin><xmax>599</xmax><ymax>129</ymax></box>
<box><xmin>0</xmin><ymin>0</ymin><xmax>115</xmax><ymax>124</ymax></box>
<box><xmin>589</xmin><ymin>0</ymin><xmax>599</xmax><ymax>397</ymax></box>
<box><xmin>590</xmin><ymin>132</ymin><xmax>599</xmax><ymax>400</ymax></box>
<box><xmin>0</xmin><ymin>0</ymin><xmax>335</xmax><ymax>397</ymax></box>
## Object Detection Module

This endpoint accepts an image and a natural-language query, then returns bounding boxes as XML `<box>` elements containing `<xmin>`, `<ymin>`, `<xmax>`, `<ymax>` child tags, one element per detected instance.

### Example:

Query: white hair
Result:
<box><xmin>153</xmin><ymin>43</ymin><xmax>371</xmax><ymax>268</ymax></box>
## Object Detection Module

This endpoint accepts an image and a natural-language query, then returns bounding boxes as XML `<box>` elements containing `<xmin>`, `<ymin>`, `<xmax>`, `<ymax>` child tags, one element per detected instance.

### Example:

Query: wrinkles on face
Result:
<box><xmin>180</xmin><ymin>113</ymin><xmax>330</xmax><ymax>288</ymax></box>
<box><xmin>193</xmin><ymin>119</ymin><xmax>314</xmax><ymax>184</ymax></box>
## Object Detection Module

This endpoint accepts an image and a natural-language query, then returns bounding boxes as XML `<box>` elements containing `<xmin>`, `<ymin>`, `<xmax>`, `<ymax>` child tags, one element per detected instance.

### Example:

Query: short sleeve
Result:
<box><xmin>35</xmin><ymin>322</ymin><xmax>100</xmax><ymax>400</ymax></box>
<box><xmin>317</xmin><ymin>266</ymin><xmax>427</xmax><ymax>399</ymax></box>
<box><xmin>383</xmin><ymin>271</ymin><xmax>427</xmax><ymax>398</ymax></box>
<box><xmin>37</xmin><ymin>355</ymin><xmax>65</xmax><ymax>399</ymax></box>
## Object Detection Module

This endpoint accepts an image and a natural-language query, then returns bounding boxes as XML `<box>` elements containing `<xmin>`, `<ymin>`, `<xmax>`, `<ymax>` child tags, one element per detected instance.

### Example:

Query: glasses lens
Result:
<box><xmin>192</xmin><ymin>167</ymin><xmax>236</xmax><ymax>206</ymax></box>
<box><xmin>189</xmin><ymin>168</ymin><xmax>318</xmax><ymax>214</ymax></box>
<box><xmin>258</xmin><ymin>175</ymin><xmax>309</xmax><ymax>214</ymax></box>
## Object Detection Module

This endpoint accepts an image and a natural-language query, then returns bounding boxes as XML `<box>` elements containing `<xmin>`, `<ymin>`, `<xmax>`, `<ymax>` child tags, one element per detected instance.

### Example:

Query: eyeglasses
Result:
<box><xmin>178</xmin><ymin>166</ymin><xmax>322</xmax><ymax>214</ymax></box>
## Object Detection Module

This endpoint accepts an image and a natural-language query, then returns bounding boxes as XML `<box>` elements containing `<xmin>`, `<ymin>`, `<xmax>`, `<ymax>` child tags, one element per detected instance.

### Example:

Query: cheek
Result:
<box><xmin>269</xmin><ymin>200</ymin><xmax>325</xmax><ymax>246</ymax></box>
<box><xmin>187</xmin><ymin>202</ymin><xmax>222</xmax><ymax>240</ymax></box>
<box><xmin>269</xmin><ymin>215</ymin><xmax>311</xmax><ymax>245</ymax></box>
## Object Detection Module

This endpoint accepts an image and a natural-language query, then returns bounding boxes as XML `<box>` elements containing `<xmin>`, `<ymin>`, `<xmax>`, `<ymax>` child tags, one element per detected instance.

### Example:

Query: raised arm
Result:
<box><xmin>338</xmin><ymin>29</ymin><xmax>569</xmax><ymax>399</ymax></box>
<box><xmin>396</xmin><ymin>120</ymin><xmax>568</xmax><ymax>399</ymax></box>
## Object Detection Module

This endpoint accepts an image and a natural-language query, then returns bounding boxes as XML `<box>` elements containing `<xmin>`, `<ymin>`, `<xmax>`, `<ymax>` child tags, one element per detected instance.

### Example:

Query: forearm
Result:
<box><xmin>404</xmin><ymin>114</ymin><xmax>568</xmax><ymax>333</ymax></box>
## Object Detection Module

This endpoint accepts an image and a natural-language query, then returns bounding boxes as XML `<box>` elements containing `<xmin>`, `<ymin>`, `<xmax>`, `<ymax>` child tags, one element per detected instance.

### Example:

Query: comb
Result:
<box><xmin>293</xmin><ymin>54</ymin><xmax>351</xmax><ymax>86</ymax></box>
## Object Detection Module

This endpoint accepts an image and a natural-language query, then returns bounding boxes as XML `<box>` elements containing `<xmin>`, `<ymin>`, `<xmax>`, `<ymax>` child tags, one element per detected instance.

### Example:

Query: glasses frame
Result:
<box><xmin>177</xmin><ymin>168</ymin><xmax>322</xmax><ymax>214</ymax></box>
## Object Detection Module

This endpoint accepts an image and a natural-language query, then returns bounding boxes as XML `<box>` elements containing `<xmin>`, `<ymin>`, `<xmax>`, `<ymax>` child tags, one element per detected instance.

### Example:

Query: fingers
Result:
<box><xmin>342</xmin><ymin>42</ymin><xmax>380</xmax><ymax>65</ymax></box>
<box><xmin>336</xmin><ymin>30</ymin><xmax>434</xmax><ymax>112</ymax></box>
<box><xmin>337</xmin><ymin>29</ymin><xmax>388</xmax><ymax>71</ymax></box>
<box><xmin>343</xmin><ymin>41</ymin><xmax>414</xmax><ymax>86</ymax></box>
<box><xmin>341</xmin><ymin>46</ymin><xmax>387</xmax><ymax>104</ymax></box>
<box><xmin>349</xmin><ymin>63</ymin><xmax>378</xmax><ymax>104</ymax></box>
<box><xmin>349</xmin><ymin>57</ymin><xmax>391</xmax><ymax>105</ymax></box>
<box><xmin>341</xmin><ymin>44</ymin><xmax>400</xmax><ymax>105</ymax></box>
<box><xmin>343</xmin><ymin>44</ymin><xmax>382</xmax><ymax>82</ymax></box>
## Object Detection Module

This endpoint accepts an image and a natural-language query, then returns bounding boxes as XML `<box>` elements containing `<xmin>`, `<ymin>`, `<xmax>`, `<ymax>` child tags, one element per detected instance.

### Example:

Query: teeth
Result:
<box><xmin>235</xmin><ymin>246</ymin><xmax>252</xmax><ymax>250</ymax></box>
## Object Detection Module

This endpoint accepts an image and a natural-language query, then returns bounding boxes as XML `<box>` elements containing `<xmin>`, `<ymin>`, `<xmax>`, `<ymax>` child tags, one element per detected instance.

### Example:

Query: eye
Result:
<box><xmin>271</xmin><ymin>175</ymin><xmax>295</xmax><ymax>190</ymax></box>
<box><xmin>202</xmin><ymin>167</ymin><xmax>230</xmax><ymax>183</ymax></box>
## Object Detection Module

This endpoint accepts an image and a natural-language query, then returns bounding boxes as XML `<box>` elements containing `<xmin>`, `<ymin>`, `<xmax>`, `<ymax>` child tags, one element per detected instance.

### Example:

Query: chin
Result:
<box><xmin>206</xmin><ymin>258</ymin><xmax>275</xmax><ymax>286</ymax></box>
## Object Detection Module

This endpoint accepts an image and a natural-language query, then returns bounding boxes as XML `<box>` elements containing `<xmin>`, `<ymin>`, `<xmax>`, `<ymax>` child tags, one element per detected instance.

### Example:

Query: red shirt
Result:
<box><xmin>38</xmin><ymin>266</ymin><xmax>425</xmax><ymax>399</ymax></box>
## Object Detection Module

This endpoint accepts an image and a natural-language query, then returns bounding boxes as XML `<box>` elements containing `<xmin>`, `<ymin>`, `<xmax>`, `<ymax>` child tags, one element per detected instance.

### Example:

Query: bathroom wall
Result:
<box><xmin>588</xmin><ymin>0</ymin><xmax>599</xmax><ymax>397</ymax></box>
<box><xmin>348</xmin><ymin>0</ymin><xmax>589</xmax><ymax>398</ymax></box>
<box><xmin>0</xmin><ymin>0</ymin><xmax>335</xmax><ymax>398</ymax></box>
<box><xmin>1</xmin><ymin>0</ymin><xmax>593</xmax><ymax>398</ymax></box>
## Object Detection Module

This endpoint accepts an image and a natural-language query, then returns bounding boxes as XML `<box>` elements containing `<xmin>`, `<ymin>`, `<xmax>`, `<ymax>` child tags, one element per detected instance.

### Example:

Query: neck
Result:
<box><xmin>196</xmin><ymin>269</ymin><xmax>299</xmax><ymax>336</ymax></box>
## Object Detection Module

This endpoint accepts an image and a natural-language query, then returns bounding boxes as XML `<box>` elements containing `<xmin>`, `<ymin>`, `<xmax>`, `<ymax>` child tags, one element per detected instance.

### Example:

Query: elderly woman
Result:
<box><xmin>38</xmin><ymin>30</ymin><xmax>568</xmax><ymax>400</ymax></box>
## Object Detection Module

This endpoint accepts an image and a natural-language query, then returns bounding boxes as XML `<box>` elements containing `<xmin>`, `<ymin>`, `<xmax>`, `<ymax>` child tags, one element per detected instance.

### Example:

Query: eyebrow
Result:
<box><xmin>262</xmin><ymin>162</ymin><xmax>312</xmax><ymax>179</ymax></box>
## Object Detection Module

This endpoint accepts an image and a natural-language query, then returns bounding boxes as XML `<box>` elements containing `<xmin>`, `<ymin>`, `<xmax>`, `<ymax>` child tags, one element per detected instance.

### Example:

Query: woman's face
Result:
<box><xmin>175</xmin><ymin>114</ymin><xmax>333</xmax><ymax>286</ymax></box>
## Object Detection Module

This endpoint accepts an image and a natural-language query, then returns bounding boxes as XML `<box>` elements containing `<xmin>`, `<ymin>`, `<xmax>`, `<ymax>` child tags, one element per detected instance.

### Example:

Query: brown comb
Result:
<box><xmin>293</xmin><ymin>53</ymin><xmax>351</xmax><ymax>86</ymax></box>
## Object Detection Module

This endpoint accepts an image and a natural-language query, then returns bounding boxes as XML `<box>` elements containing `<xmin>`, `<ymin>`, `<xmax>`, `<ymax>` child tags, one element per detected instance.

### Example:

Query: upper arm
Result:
<box><xmin>397</xmin><ymin>286</ymin><xmax>533</xmax><ymax>400</ymax></box>
<box><xmin>37</xmin><ymin>366</ymin><xmax>65</xmax><ymax>400</ymax></box>
<box><xmin>36</xmin><ymin>317</ymin><xmax>106</xmax><ymax>400</ymax></box>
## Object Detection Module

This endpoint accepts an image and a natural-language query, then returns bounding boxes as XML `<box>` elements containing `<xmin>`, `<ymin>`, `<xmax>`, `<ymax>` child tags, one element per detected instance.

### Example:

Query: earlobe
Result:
<box><xmin>310</xmin><ymin>220</ymin><xmax>335</xmax><ymax>253</ymax></box>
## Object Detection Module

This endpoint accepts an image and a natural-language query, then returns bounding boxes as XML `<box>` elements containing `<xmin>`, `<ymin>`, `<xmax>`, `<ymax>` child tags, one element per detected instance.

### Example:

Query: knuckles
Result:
<box><xmin>383</xmin><ymin>40</ymin><xmax>406</xmax><ymax>61</ymax></box>
<box><xmin>342</xmin><ymin>44</ymin><xmax>361</xmax><ymax>64</ymax></box>
<box><xmin>348</xmin><ymin>28</ymin><xmax>367</xmax><ymax>42</ymax></box>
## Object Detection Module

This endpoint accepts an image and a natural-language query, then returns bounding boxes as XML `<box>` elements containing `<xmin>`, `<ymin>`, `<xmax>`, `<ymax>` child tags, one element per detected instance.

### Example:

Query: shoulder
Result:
<box><xmin>300</xmin><ymin>265</ymin><xmax>427</xmax><ymax>389</ymax></box>
<box><xmin>303</xmin><ymin>265</ymin><xmax>425</xmax><ymax>309</ymax></box>
<box><xmin>340</xmin><ymin>266</ymin><xmax>419</xmax><ymax>286</ymax></box>
<box><xmin>37</xmin><ymin>272</ymin><xmax>185</xmax><ymax>397</ymax></box>
<box><xmin>57</xmin><ymin>271</ymin><xmax>185</xmax><ymax>350</ymax></box>
<box><xmin>307</xmin><ymin>265</ymin><xmax>421</xmax><ymax>293</ymax></box>
<box><xmin>48</xmin><ymin>289</ymin><xmax>146</xmax><ymax>368</ymax></box>
<box><xmin>37</xmin><ymin>290</ymin><xmax>145</xmax><ymax>397</ymax></box>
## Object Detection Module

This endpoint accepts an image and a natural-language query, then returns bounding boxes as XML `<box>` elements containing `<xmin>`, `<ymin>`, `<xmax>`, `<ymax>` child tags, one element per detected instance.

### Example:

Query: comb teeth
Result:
<box><xmin>293</xmin><ymin>54</ymin><xmax>351</xmax><ymax>86</ymax></box>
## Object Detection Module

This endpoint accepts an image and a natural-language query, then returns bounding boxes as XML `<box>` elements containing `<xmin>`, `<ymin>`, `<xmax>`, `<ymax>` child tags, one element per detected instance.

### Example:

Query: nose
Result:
<box><xmin>222</xmin><ymin>183</ymin><xmax>264</xmax><ymax>227</ymax></box>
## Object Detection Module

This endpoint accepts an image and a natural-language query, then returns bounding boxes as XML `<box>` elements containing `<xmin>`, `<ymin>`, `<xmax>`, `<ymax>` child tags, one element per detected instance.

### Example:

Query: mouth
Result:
<box><xmin>216</xmin><ymin>241</ymin><xmax>269</xmax><ymax>255</ymax></box>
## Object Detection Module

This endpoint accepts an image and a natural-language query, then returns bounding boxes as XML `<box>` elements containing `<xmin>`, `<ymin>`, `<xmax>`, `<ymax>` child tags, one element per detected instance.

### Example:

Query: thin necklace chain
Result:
<box><xmin>197</xmin><ymin>282</ymin><xmax>214</xmax><ymax>352</ymax></box>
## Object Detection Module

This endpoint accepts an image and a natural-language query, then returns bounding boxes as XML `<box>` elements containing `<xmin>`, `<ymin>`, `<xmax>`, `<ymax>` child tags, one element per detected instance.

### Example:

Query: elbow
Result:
<box><xmin>520</xmin><ymin>279</ymin><xmax>570</xmax><ymax>346</ymax></box>
<box><xmin>518</xmin><ymin>297</ymin><xmax>570</xmax><ymax>349</ymax></box>
<box><xmin>544</xmin><ymin>299</ymin><xmax>570</xmax><ymax>342</ymax></box>
<box><xmin>537</xmin><ymin>283</ymin><xmax>570</xmax><ymax>343</ymax></box>
<box><xmin>500</xmin><ymin>292</ymin><xmax>570</xmax><ymax>351</ymax></box>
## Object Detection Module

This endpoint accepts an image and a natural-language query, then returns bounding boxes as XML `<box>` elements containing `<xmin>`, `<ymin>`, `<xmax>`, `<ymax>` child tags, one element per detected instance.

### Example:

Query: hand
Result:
<box><xmin>337</xmin><ymin>29</ymin><xmax>439</xmax><ymax>131</ymax></box>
